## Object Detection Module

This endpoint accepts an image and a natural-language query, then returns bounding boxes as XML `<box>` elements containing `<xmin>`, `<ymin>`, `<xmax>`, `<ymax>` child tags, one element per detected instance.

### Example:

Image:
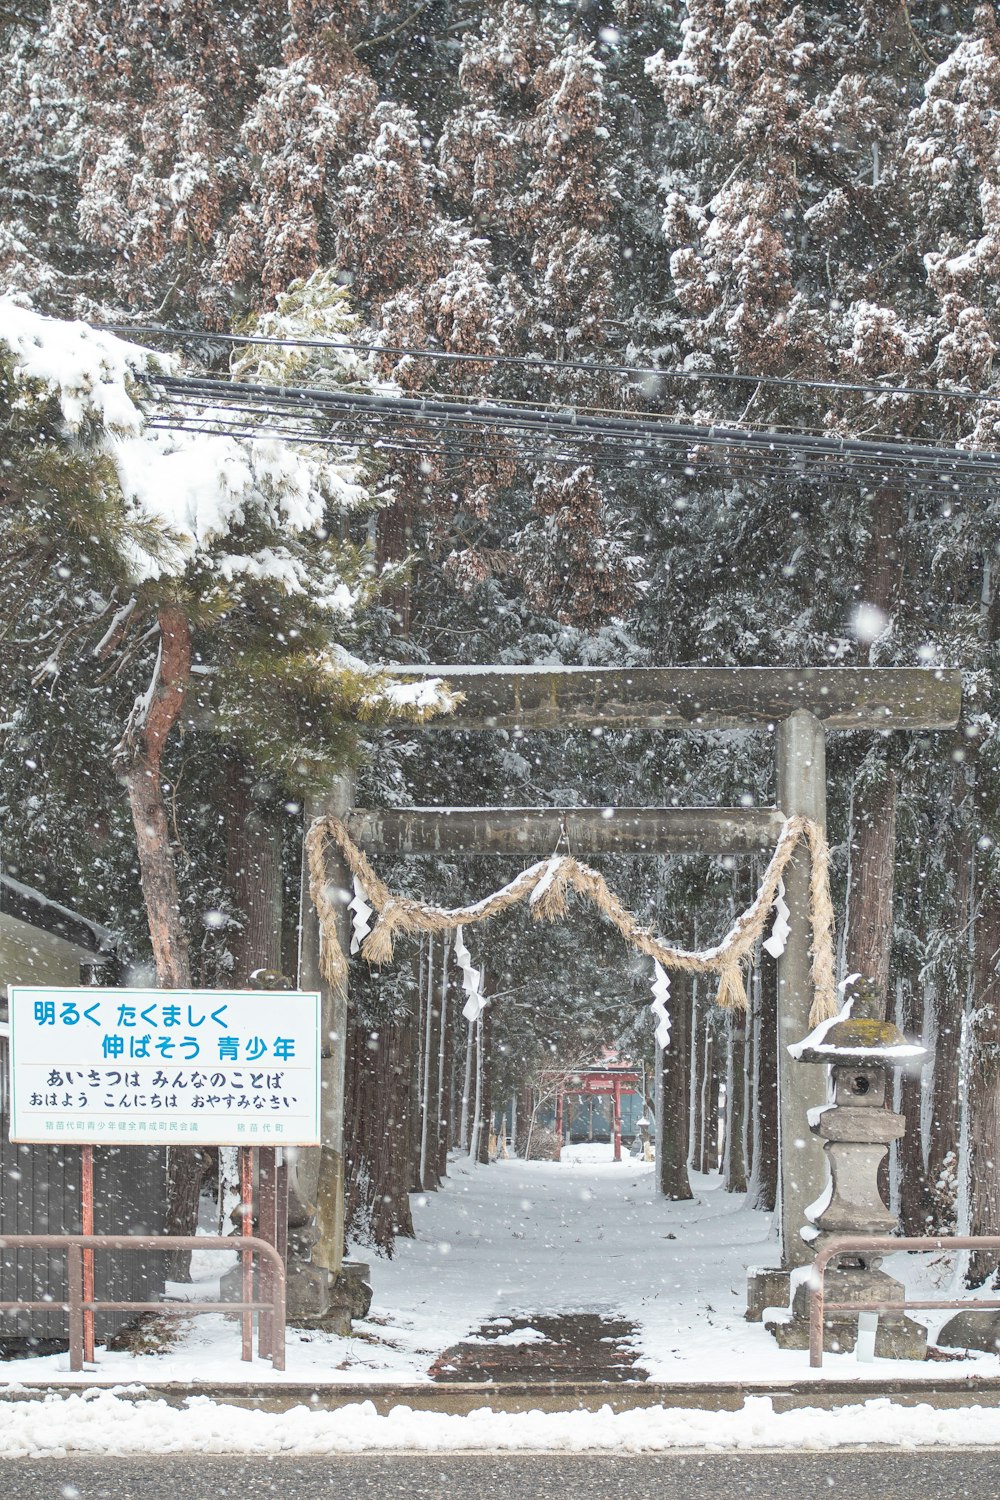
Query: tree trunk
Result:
<box><xmin>422</xmin><ymin>937</ymin><xmax>443</xmax><ymax>1191</ymax></box>
<box><xmin>699</xmin><ymin>1026</ymin><xmax>715</xmax><ymax>1174</ymax></box>
<box><xmin>375</xmin><ymin>486</ymin><xmax>414</xmax><ymax>634</ymax></box>
<box><xmin>844</xmin><ymin>761</ymin><xmax>898</xmax><ymax>1012</ymax></box>
<box><xmin>476</xmin><ymin>999</ymin><xmax>493</xmax><ymax>1165</ymax></box>
<box><xmin>459</xmin><ymin>1018</ymin><xmax>474</xmax><ymax>1152</ymax></box>
<box><xmin>689</xmin><ymin>978</ymin><xmax>704</xmax><ymax>1169</ymax></box>
<box><xmin>123</xmin><ymin>769</ymin><xmax>191</xmax><ymax>991</ymax></box>
<box><xmin>121</xmin><ymin>606</ymin><xmax>192</xmax><ymax>987</ymax></box>
<box><xmin>966</xmin><ymin>866</ymin><xmax>1000</xmax><ymax>1285</ymax></box>
<box><xmin>343</xmin><ymin>1015</ymin><xmax>415</xmax><ymax>1252</ymax></box>
<box><xmin>896</xmin><ymin>971</ymin><xmax>932</xmax><ymax>1236</ymax></box>
<box><xmin>844</xmin><ymin>481</ymin><xmax>905</xmax><ymax>1014</ymax></box>
<box><xmin>745</xmin><ymin>960</ymin><xmax>758</xmax><ymax>1187</ymax></box>
<box><xmin>749</xmin><ymin>955</ymin><xmax>779</xmax><ymax>1213</ymax></box>
<box><xmin>658</xmin><ymin>972</ymin><xmax>692</xmax><ymax>1200</ymax></box>
<box><xmin>164</xmin><ymin>1145</ymin><xmax>213</xmax><ymax>1276</ymax></box>
<box><xmin>515</xmin><ymin>1083</ymin><xmax>533</xmax><ymax>1157</ymax></box>
<box><xmin>724</xmin><ymin>1012</ymin><xmax>747</xmax><ymax>1193</ymax></box>
<box><xmin>469</xmin><ymin>1015</ymin><xmax>483</xmax><ymax>1161</ymax></box>
<box><xmin>225</xmin><ymin>750</ymin><xmax>283</xmax><ymax>985</ymax></box>
<box><xmin>120</xmin><ymin>605</ymin><xmax>209</xmax><ymax>1278</ymax></box>
<box><xmin>926</xmin><ymin>763</ymin><xmax>974</xmax><ymax>1229</ymax></box>
<box><xmin>418</xmin><ymin>935</ymin><xmax>438</xmax><ymax>1190</ymax></box>
<box><xmin>709</xmin><ymin>1044</ymin><xmax>722</xmax><ymax>1172</ymax></box>
<box><xmin>411</xmin><ymin>938</ymin><xmax>427</xmax><ymax>1191</ymax></box>
<box><xmin>435</xmin><ymin>936</ymin><xmax>452</xmax><ymax>1180</ymax></box>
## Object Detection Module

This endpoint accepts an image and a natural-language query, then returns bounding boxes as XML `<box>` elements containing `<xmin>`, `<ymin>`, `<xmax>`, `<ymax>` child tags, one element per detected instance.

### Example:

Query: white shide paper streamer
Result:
<box><xmin>454</xmin><ymin>924</ymin><xmax>488</xmax><ymax>1022</ymax></box>
<box><xmin>348</xmin><ymin>875</ymin><xmax>373</xmax><ymax>955</ymax></box>
<box><xmin>650</xmin><ymin>959</ymin><xmax>671</xmax><ymax>1049</ymax></box>
<box><xmin>762</xmin><ymin>877</ymin><xmax>790</xmax><ymax>959</ymax></box>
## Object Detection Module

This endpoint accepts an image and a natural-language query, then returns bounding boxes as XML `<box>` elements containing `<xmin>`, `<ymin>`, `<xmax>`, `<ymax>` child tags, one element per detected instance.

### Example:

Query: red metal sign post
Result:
<box><xmin>239</xmin><ymin>1145</ymin><xmax>253</xmax><ymax>1363</ymax></box>
<box><xmin>80</xmin><ymin>1144</ymin><xmax>95</xmax><ymax>1364</ymax></box>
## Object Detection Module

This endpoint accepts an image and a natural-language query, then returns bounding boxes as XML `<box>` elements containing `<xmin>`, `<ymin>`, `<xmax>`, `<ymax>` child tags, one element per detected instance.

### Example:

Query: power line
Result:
<box><xmin>142</xmin><ymin>371</ymin><xmax>1000</xmax><ymax>478</ymax></box>
<box><xmin>157</xmin><ymin>380</ymin><xmax>968</xmax><ymax>448</ymax></box>
<box><xmin>143</xmin><ymin>427</ymin><xmax>995</xmax><ymax>496</ymax></box>
<box><xmin>96</xmin><ymin>321</ymin><xmax>1000</xmax><ymax>406</ymax></box>
<box><xmin>145</xmin><ymin>410</ymin><xmax>823</xmax><ymax>484</ymax></box>
<box><xmin>149</xmin><ymin>400</ymin><xmax>980</xmax><ymax>471</ymax></box>
<box><xmin>147</xmin><ymin>412</ymin><xmax>994</xmax><ymax>494</ymax></box>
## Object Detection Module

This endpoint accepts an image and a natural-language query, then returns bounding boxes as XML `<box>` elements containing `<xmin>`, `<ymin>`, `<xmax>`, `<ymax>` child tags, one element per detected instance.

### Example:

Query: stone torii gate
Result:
<box><xmin>295</xmin><ymin>665</ymin><xmax>960</xmax><ymax>1326</ymax></box>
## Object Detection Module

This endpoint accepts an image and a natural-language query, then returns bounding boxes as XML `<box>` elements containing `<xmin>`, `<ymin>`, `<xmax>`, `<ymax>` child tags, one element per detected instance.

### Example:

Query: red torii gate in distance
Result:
<box><xmin>544</xmin><ymin>1059</ymin><xmax>643</xmax><ymax>1163</ymax></box>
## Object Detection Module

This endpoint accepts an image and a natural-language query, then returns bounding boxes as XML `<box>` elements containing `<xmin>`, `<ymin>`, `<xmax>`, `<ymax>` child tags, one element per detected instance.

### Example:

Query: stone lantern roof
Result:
<box><xmin>789</xmin><ymin>1008</ymin><xmax>926</xmax><ymax>1066</ymax></box>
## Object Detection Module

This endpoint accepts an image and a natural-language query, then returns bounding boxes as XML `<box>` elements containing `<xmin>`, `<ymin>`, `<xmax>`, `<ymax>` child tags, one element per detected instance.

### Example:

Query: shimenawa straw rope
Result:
<box><xmin>305</xmin><ymin>814</ymin><xmax>839</xmax><ymax>1027</ymax></box>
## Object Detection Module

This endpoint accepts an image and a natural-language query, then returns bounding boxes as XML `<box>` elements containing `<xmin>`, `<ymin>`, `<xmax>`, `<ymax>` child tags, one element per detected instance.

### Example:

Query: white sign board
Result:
<box><xmin>7</xmin><ymin>987</ymin><xmax>321</xmax><ymax>1146</ymax></box>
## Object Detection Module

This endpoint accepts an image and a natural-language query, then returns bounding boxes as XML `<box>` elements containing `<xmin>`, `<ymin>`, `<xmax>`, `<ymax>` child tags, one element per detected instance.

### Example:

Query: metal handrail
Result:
<box><xmin>809</xmin><ymin>1233</ymin><xmax>1000</xmax><ymax>1368</ymax></box>
<box><xmin>0</xmin><ymin>1233</ymin><xmax>285</xmax><ymax>1372</ymax></box>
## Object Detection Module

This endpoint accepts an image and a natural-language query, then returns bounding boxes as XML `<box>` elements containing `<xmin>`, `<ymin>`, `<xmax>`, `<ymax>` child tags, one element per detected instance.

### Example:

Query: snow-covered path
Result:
<box><xmin>364</xmin><ymin>1145</ymin><xmax>780</xmax><ymax>1382</ymax></box>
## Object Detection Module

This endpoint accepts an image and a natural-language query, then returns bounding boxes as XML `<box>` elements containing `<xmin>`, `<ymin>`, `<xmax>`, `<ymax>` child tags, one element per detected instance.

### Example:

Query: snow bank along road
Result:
<box><xmin>3</xmin><ymin>1389</ymin><xmax>1000</xmax><ymax>1458</ymax></box>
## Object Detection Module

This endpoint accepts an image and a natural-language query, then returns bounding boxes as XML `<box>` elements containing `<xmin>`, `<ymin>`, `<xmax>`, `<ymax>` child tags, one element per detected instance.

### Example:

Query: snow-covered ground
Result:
<box><xmin>2</xmin><ymin>1146</ymin><xmax>998</xmax><ymax>1454</ymax></box>
<box><xmin>2</xmin><ymin>1143</ymin><xmax>996</xmax><ymax>1389</ymax></box>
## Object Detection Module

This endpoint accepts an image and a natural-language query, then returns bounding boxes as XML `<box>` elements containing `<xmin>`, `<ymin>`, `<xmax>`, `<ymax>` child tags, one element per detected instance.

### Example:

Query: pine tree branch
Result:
<box><xmin>899</xmin><ymin>1</ymin><xmax>934</xmax><ymax>66</ymax></box>
<box><xmin>353</xmin><ymin>1</ymin><xmax>437</xmax><ymax>55</ymax></box>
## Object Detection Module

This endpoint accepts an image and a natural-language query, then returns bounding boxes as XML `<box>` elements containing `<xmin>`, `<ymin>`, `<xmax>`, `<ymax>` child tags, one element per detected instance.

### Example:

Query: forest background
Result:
<box><xmin>1</xmin><ymin>0</ymin><xmax>1000</xmax><ymax>1276</ymax></box>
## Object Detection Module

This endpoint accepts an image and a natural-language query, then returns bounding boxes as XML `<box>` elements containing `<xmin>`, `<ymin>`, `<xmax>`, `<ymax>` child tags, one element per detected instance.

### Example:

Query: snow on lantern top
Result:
<box><xmin>789</xmin><ymin>1007</ymin><xmax>926</xmax><ymax>1067</ymax></box>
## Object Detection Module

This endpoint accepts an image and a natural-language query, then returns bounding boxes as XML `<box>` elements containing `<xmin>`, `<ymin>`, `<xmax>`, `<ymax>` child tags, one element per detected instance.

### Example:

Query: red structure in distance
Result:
<box><xmin>542</xmin><ymin>1053</ymin><xmax>643</xmax><ymax>1162</ymax></box>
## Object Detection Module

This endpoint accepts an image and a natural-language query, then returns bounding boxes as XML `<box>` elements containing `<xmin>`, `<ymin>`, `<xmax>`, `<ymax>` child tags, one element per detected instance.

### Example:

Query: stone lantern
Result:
<box><xmin>768</xmin><ymin>1014</ymin><xmax>928</xmax><ymax>1360</ymax></box>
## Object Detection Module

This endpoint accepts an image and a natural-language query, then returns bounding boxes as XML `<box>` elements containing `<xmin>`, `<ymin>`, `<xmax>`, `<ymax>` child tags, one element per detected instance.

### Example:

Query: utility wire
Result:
<box><xmin>96</xmin><ymin>321</ymin><xmax>1000</xmax><ymax>406</ymax></box>
<box><xmin>149</xmin><ymin>400</ymin><xmax>998</xmax><ymax>478</ymax></box>
<box><xmin>143</xmin><ymin>430</ymin><xmax>995</xmax><ymax>494</ymax></box>
<box><xmin>142</xmin><ymin>371</ymin><xmax>1000</xmax><ymax>476</ymax></box>
<box><xmin>146</xmin><ymin>414</ymin><xmax>994</xmax><ymax>493</ymax></box>
<box><xmin>156</xmin><ymin>381</ymin><xmax>968</xmax><ymax>448</ymax></box>
<box><xmin>149</xmin><ymin>402</ymin><xmax>991</xmax><ymax>473</ymax></box>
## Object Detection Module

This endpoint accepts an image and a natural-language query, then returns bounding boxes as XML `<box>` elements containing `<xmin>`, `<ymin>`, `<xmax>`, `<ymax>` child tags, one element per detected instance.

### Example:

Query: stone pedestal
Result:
<box><xmin>220</xmin><ymin>1149</ymin><xmax>372</xmax><ymax>1337</ymax></box>
<box><xmin>746</xmin><ymin>1266</ymin><xmax>792</xmax><ymax>1323</ymax></box>
<box><xmin>937</xmin><ymin>1309</ymin><xmax>1000</xmax><ymax>1354</ymax></box>
<box><xmin>768</xmin><ymin>1264</ymin><xmax>928</xmax><ymax>1358</ymax></box>
<box><xmin>223</xmin><ymin>1248</ymin><xmax>372</xmax><ymax>1338</ymax></box>
<box><xmin>285</xmin><ymin>1259</ymin><xmax>373</xmax><ymax>1336</ymax></box>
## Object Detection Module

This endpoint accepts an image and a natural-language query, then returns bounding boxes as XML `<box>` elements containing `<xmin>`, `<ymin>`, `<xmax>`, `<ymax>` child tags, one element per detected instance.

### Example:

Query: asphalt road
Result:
<box><xmin>5</xmin><ymin>1451</ymin><xmax>999</xmax><ymax>1500</ymax></box>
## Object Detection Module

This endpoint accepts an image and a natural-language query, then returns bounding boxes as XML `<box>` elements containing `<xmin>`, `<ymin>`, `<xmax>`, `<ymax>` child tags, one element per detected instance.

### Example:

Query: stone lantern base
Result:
<box><xmin>765</xmin><ymin>1015</ymin><xmax>929</xmax><ymax>1361</ymax></box>
<box><xmin>222</xmin><ymin>1256</ymin><xmax>372</xmax><ymax>1336</ymax></box>
<box><xmin>937</xmin><ymin>1308</ymin><xmax>1000</xmax><ymax>1355</ymax></box>
<box><xmin>766</xmin><ymin>1262</ymin><xmax>927</xmax><ymax>1359</ymax></box>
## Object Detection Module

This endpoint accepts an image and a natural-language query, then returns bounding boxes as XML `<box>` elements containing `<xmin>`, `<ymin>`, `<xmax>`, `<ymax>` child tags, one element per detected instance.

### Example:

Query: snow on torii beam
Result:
<box><xmin>344</xmin><ymin>806</ymin><xmax>788</xmax><ymax>857</ymax></box>
<box><xmin>390</xmin><ymin>665</ymin><xmax>961</xmax><ymax>732</ymax></box>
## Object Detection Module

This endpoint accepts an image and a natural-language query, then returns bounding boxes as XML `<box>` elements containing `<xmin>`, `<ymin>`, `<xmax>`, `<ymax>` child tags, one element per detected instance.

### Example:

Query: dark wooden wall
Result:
<box><xmin>0</xmin><ymin>1037</ymin><xmax>169</xmax><ymax>1345</ymax></box>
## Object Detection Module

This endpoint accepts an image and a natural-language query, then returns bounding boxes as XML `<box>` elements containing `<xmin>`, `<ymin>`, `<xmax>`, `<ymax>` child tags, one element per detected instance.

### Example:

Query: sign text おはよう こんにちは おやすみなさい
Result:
<box><xmin>5</xmin><ymin>988</ymin><xmax>321</xmax><ymax>1145</ymax></box>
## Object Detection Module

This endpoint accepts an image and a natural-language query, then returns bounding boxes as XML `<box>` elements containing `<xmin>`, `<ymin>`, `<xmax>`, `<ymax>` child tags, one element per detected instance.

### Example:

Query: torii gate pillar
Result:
<box><xmin>774</xmin><ymin>711</ymin><xmax>828</xmax><ymax>1269</ymax></box>
<box><xmin>288</xmin><ymin>773</ymin><xmax>355</xmax><ymax>1329</ymax></box>
<box><xmin>746</xmin><ymin>708</ymin><xmax>831</xmax><ymax>1319</ymax></box>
